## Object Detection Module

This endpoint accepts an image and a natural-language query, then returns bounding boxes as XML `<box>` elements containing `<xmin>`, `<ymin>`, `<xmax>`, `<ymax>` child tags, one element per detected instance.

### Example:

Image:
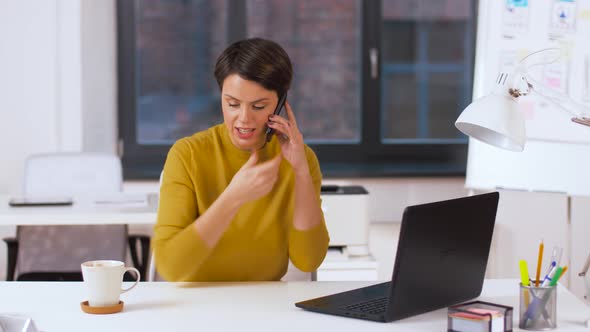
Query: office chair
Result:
<box><xmin>3</xmin><ymin>153</ymin><xmax>150</xmax><ymax>281</ymax></box>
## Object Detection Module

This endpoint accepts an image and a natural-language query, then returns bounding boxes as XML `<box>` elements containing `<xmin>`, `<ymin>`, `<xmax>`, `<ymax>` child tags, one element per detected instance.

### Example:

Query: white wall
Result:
<box><xmin>0</xmin><ymin>0</ymin><xmax>116</xmax><ymax>195</ymax></box>
<box><xmin>1</xmin><ymin>1</ymin><xmax>60</xmax><ymax>194</ymax></box>
<box><xmin>81</xmin><ymin>0</ymin><xmax>117</xmax><ymax>153</ymax></box>
<box><xmin>570</xmin><ymin>196</ymin><xmax>590</xmax><ymax>302</ymax></box>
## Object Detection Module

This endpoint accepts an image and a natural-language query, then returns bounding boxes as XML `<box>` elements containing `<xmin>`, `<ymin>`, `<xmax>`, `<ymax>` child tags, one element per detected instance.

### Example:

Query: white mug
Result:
<box><xmin>81</xmin><ymin>260</ymin><xmax>141</xmax><ymax>307</ymax></box>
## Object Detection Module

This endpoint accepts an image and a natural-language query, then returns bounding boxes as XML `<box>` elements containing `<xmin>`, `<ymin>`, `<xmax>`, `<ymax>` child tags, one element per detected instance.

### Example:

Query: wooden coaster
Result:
<box><xmin>80</xmin><ymin>300</ymin><xmax>124</xmax><ymax>314</ymax></box>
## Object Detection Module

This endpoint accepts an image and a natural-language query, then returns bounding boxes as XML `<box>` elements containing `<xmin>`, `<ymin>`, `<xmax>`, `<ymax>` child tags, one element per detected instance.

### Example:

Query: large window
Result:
<box><xmin>118</xmin><ymin>0</ymin><xmax>476</xmax><ymax>179</ymax></box>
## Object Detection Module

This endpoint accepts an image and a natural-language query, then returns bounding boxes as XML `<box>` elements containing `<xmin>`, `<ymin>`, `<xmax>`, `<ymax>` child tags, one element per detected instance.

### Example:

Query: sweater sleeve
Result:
<box><xmin>288</xmin><ymin>147</ymin><xmax>330</xmax><ymax>272</ymax></box>
<box><xmin>152</xmin><ymin>141</ymin><xmax>213</xmax><ymax>281</ymax></box>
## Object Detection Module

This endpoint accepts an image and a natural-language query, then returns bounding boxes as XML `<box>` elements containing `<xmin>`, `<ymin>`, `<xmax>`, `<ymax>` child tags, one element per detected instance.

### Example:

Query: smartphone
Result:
<box><xmin>265</xmin><ymin>92</ymin><xmax>288</xmax><ymax>142</ymax></box>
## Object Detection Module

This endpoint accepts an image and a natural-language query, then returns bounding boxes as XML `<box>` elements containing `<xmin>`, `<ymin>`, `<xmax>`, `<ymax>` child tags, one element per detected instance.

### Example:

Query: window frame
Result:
<box><xmin>117</xmin><ymin>0</ymin><xmax>476</xmax><ymax>179</ymax></box>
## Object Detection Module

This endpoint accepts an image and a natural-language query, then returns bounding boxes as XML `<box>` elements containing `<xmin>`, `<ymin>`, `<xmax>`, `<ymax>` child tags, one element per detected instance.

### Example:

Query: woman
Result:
<box><xmin>153</xmin><ymin>38</ymin><xmax>329</xmax><ymax>281</ymax></box>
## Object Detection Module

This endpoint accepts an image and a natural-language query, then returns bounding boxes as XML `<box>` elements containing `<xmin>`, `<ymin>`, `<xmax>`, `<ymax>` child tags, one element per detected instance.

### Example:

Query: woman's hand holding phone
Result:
<box><xmin>265</xmin><ymin>93</ymin><xmax>287</xmax><ymax>142</ymax></box>
<box><xmin>266</xmin><ymin>101</ymin><xmax>309</xmax><ymax>175</ymax></box>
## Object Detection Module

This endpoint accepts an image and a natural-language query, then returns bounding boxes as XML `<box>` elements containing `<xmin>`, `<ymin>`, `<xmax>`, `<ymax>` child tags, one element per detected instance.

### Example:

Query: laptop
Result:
<box><xmin>295</xmin><ymin>192</ymin><xmax>499</xmax><ymax>322</ymax></box>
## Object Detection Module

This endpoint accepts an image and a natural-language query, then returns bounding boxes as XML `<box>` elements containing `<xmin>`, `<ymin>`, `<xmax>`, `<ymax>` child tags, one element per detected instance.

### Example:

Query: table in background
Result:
<box><xmin>1</xmin><ymin>279</ymin><xmax>589</xmax><ymax>331</ymax></box>
<box><xmin>0</xmin><ymin>194</ymin><xmax>158</xmax><ymax>225</ymax></box>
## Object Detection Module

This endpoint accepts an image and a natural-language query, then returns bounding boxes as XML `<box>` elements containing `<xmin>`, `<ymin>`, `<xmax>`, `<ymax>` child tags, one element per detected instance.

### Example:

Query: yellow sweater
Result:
<box><xmin>153</xmin><ymin>124</ymin><xmax>329</xmax><ymax>281</ymax></box>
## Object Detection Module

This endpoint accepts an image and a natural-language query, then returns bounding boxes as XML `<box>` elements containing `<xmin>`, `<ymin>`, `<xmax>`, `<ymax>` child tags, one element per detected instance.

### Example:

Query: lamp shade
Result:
<box><xmin>455</xmin><ymin>92</ymin><xmax>526</xmax><ymax>152</ymax></box>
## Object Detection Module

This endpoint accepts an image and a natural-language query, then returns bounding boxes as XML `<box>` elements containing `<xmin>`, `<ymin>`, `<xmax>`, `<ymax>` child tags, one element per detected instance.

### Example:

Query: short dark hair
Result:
<box><xmin>214</xmin><ymin>38</ymin><xmax>293</xmax><ymax>98</ymax></box>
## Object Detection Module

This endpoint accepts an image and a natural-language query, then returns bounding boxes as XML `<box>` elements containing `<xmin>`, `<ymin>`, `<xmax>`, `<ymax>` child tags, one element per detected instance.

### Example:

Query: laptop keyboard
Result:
<box><xmin>342</xmin><ymin>297</ymin><xmax>388</xmax><ymax>315</ymax></box>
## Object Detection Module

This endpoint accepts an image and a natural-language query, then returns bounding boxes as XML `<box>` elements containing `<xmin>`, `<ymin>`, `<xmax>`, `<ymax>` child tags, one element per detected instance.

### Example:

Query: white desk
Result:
<box><xmin>1</xmin><ymin>279</ymin><xmax>589</xmax><ymax>332</ymax></box>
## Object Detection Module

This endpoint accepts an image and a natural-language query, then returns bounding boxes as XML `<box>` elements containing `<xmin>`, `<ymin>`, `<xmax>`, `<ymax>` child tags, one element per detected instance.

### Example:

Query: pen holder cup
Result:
<box><xmin>519</xmin><ymin>283</ymin><xmax>557</xmax><ymax>330</ymax></box>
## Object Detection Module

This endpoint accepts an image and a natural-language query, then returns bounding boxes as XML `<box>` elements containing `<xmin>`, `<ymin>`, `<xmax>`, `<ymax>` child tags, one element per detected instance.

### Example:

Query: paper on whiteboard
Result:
<box><xmin>549</xmin><ymin>0</ymin><xmax>577</xmax><ymax>38</ymax></box>
<box><xmin>503</xmin><ymin>0</ymin><xmax>530</xmax><ymax>38</ymax></box>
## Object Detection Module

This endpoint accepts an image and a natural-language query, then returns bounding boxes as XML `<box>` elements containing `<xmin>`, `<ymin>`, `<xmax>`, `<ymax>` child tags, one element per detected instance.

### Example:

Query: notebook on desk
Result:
<box><xmin>295</xmin><ymin>192</ymin><xmax>500</xmax><ymax>322</ymax></box>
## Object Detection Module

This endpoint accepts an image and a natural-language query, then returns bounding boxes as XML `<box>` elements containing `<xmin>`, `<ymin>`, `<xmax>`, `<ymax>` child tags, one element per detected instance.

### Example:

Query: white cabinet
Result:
<box><xmin>476</xmin><ymin>190</ymin><xmax>590</xmax><ymax>301</ymax></box>
<box><xmin>282</xmin><ymin>253</ymin><xmax>378</xmax><ymax>282</ymax></box>
<box><xmin>316</xmin><ymin>253</ymin><xmax>378</xmax><ymax>281</ymax></box>
<box><xmin>479</xmin><ymin>190</ymin><xmax>570</xmax><ymax>287</ymax></box>
<box><xmin>570</xmin><ymin>196</ymin><xmax>590</xmax><ymax>302</ymax></box>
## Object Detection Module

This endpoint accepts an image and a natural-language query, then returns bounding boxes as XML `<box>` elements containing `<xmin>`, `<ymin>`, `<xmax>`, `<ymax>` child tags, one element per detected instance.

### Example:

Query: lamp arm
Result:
<box><xmin>581</xmin><ymin>253</ymin><xmax>590</xmax><ymax>277</ymax></box>
<box><xmin>523</xmin><ymin>73</ymin><xmax>590</xmax><ymax>126</ymax></box>
<box><xmin>519</xmin><ymin>48</ymin><xmax>563</xmax><ymax>72</ymax></box>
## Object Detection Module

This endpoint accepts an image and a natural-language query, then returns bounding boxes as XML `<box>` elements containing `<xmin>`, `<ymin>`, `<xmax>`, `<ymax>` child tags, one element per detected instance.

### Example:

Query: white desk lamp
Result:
<box><xmin>455</xmin><ymin>48</ymin><xmax>590</xmax><ymax>327</ymax></box>
<box><xmin>455</xmin><ymin>48</ymin><xmax>590</xmax><ymax>152</ymax></box>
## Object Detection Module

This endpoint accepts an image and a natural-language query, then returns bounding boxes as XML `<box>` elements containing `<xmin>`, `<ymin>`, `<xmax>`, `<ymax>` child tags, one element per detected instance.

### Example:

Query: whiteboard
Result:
<box><xmin>466</xmin><ymin>0</ymin><xmax>590</xmax><ymax>195</ymax></box>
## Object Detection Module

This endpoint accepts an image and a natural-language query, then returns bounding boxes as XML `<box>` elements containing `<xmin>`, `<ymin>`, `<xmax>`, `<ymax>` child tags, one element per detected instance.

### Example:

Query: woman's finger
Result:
<box><xmin>285</xmin><ymin>101</ymin><xmax>298</xmax><ymax>127</ymax></box>
<box><xmin>270</xmin><ymin>115</ymin><xmax>298</xmax><ymax>138</ymax></box>
<box><xmin>269</xmin><ymin>114</ymin><xmax>290</xmax><ymax>127</ymax></box>
<box><xmin>267</xmin><ymin>121</ymin><xmax>285</xmax><ymax>135</ymax></box>
<box><xmin>269</xmin><ymin>120</ymin><xmax>294</xmax><ymax>142</ymax></box>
